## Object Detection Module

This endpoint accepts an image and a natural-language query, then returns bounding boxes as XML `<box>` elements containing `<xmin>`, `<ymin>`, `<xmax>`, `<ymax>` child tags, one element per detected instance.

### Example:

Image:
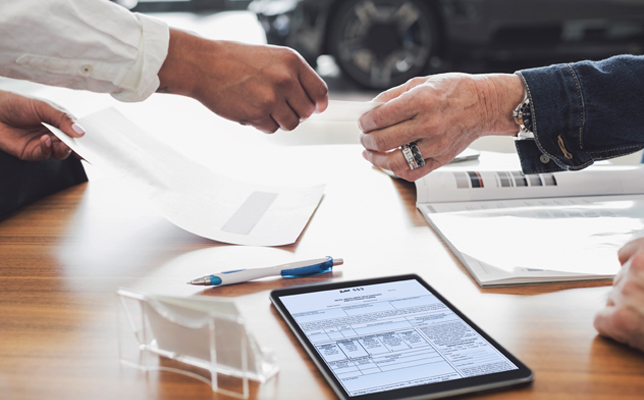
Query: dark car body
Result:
<box><xmin>113</xmin><ymin>0</ymin><xmax>252</xmax><ymax>13</ymax></box>
<box><xmin>249</xmin><ymin>0</ymin><xmax>644</xmax><ymax>89</ymax></box>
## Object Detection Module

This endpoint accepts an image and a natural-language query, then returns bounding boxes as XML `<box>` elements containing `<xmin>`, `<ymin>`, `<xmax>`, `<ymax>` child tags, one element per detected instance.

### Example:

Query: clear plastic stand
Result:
<box><xmin>117</xmin><ymin>289</ymin><xmax>279</xmax><ymax>398</ymax></box>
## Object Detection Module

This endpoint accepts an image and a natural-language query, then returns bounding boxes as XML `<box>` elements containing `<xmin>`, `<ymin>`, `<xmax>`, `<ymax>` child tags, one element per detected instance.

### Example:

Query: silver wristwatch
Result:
<box><xmin>512</xmin><ymin>94</ymin><xmax>534</xmax><ymax>139</ymax></box>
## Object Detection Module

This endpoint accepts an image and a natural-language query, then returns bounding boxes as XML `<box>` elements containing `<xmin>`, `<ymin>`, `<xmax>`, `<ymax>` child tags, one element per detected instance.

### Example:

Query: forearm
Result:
<box><xmin>516</xmin><ymin>55</ymin><xmax>644</xmax><ymax>173</ymax></box>
<box><xmin>156</xmin><ymin>28</ymin><xmax>204</xmax><ymax>97</ymax></box>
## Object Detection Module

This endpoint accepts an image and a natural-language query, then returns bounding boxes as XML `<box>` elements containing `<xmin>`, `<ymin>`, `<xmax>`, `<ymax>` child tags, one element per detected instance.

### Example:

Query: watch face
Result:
<box><xmin>521</xmin><ymin>103</ymin><xmax>533</xmax><ymax>133</ymax></box>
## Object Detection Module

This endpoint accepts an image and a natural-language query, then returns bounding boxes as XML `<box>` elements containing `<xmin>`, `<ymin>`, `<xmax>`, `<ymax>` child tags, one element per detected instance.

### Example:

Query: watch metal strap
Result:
<box><xmin>513</xmin><ymin>95</ymin><xmax>534</xmax><ymax>139</ymax></box>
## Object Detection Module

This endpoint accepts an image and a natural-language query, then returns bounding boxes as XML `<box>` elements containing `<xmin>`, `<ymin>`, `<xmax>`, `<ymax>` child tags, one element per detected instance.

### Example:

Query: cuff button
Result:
<box><xmin>79</xmin><ymin>65</ymin><xmax>93</xmax><ymax>76</ymax></box>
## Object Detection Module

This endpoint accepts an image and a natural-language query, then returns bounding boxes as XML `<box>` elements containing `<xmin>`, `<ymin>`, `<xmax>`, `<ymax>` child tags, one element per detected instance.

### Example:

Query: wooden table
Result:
<box><xmin>1</xmin><ymin>139</ymin><xmax>643</xmax><ymax>400</ymax></box>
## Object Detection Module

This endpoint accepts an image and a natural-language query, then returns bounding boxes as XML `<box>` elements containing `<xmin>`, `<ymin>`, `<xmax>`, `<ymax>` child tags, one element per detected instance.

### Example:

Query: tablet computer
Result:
<box><xmin>270</xmin><ymin>274</ymin><xmax>533</xmax><ymax>400</ymax></box>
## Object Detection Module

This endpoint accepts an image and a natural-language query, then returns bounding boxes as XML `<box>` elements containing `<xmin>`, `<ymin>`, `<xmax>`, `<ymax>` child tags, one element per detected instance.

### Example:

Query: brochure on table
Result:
<box><xmin>416</xmin><ymin>153</ymin><xmax>644</xmax><ymax>286</ymax></box>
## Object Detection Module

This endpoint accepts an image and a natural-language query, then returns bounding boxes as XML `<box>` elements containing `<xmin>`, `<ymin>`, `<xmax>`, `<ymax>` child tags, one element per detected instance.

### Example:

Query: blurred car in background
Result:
<box><xmin>114</xmin><ymin>0</ymin><xmax>252</xmax><ymax>13</ymax></box>
<box><xmin>249</xmin><ymin>0</ymin><xmax>644</xmax><ymax>89</ymax></box>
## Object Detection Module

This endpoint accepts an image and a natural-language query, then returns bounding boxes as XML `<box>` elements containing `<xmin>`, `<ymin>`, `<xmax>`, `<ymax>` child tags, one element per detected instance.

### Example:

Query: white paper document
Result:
<box><xmin>415</xmin><ymin>161</ymin><xmax>644</xmax><ymax>286</ymax></box>
<box><xmin>308</xmin><ymin>100</ymin><xmax>382</xmax><ymax>122</ymax></box>
<box><xmin>49</xmin><ymin>108</ymin><xmax>324</xmax><ymax>246</ymax></box>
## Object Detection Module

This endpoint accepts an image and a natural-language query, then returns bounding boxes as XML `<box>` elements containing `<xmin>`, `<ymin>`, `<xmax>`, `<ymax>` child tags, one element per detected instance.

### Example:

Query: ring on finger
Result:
<box><xmin>409</xmin><ymin>141</ymin><xmax>425</xmax><ymax>168</ymax></box>
<box><xmin>400</xmin><ymin>143</ymin><xmax>419</xmax><ymax>170</ymax></box>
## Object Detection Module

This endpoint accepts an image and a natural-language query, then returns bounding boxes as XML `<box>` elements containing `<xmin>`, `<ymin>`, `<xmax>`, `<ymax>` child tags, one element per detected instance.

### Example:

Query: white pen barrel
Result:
<box><xmin>217</xmin><ymin>265</ymin><xmax>279</xmax><ymax>286</ymax></box>
<box><xmin>204</xmin><ymin>257</ymin><xmax>336</xmax><ymax>286</ymax></box>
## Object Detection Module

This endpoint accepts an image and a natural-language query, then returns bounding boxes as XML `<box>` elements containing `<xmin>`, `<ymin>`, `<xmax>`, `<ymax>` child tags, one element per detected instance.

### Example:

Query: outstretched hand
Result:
<box><xmin>158</xmin><ymin>29</ymin><xmax>329</xmax><ymax>134</ymax></box>
<box><xmin>0</xmin><ymin>90</ymin><xmax>84</xmax><ymax>161</ymax></box>
<box><xmin>594</xmin><ymin>237</ymin><xmax>644</xmax><ymax>352</ymax></box>
<box><xmin>358</xmin><ymin>73</ymin><xmax>524</xmax><ymax>181</ymax></box>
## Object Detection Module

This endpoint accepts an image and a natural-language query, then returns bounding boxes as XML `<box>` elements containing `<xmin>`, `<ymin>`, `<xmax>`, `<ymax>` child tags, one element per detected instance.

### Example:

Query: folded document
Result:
<box><xmin>49</xmin><ymin>108</ymin><xmax>324</xmax><ymax>246</ymax></box>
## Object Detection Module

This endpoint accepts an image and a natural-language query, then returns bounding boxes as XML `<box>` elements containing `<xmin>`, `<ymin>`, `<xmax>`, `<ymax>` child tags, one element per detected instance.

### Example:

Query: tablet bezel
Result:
<box><xmin>270</xmin><ymin>274</ymin><xmax>533</xmax><ymax>400</ymax></box>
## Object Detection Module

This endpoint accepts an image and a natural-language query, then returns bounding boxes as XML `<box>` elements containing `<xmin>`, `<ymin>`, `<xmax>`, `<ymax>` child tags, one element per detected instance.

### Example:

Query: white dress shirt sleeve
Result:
<box><xmin>0</xmin><ymin>0</ymin><xmax>169</xmax><ymax>102</ymax></box>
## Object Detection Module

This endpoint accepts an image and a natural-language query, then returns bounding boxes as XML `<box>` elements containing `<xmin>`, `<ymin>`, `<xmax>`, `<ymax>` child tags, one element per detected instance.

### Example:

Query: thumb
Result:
<box><xmin>32</xmin><ymin>99</ymin><xmax>86</xmax><ymax>139</ymax></box>
<box><xmin>360</xmin><ymin>87</ymin><xmax>409</xmax><ymax>133</ymax></box>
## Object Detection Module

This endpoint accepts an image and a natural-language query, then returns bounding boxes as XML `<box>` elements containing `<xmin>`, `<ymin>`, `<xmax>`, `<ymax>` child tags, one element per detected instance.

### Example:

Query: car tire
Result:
<box><xmin>329</xmin><ymin>0</ymin><xmax>439</xmax><ymax>90</ymax></box>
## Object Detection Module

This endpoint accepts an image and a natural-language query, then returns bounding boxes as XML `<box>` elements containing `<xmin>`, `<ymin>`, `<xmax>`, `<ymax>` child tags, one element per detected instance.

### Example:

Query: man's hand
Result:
<box><xmin>0</xmin><ymin>90</ymin><xmax>84</xmax><ymax>161</ymax></box>
<box><xmin>358</xmin><ymin>73</ymin><xmax>524</xmax><ymax>181</ymax></box>
<box><xmin>594</xmin><ymin>237</ymin><xmax>644</xmax><ymax>352</ymax></box>
<box><xmin>158</xmin><ymin>29</ymin><xmax>329</xmax><ymax>134</ymax></box>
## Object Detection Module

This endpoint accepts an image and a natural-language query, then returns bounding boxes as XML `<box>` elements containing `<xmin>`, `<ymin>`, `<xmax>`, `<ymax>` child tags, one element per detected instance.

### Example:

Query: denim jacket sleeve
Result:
<box><xmin>514</xmin><ymin>55</ymin><xmax>644</xmax><ymax>174</ymax></box>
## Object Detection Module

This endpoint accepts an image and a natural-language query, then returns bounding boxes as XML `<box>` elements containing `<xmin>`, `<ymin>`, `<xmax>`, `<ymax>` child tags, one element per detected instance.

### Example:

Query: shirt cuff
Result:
<box><xmin>111</xmin><ymin>13</ymin><xmax>169</xmax><ymax>102</ymax></box>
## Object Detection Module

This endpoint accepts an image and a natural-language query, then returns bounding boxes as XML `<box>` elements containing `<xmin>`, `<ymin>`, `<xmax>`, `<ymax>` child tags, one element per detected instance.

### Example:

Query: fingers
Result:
<box><xmin>360</xmin><ymin>128</ymin><xmax>458</xmax><ymax>166</ymax></box>
<box><xmin>593</xmin><ymin>306</ymin><xmax>634</xmax><ymax>344</ymax></box>
<box><xmin>609</xmin><ymin>257</ymin><xmax>644</xmax><ymax>305</ymax></box>
<box><xmin>35</xmin><ymin>134</ymin><xmax>53</xmax><ymax>160</ymax></box>
<box><xmin>246</xmin><ymin>91</ymin><xmax>314</xmax><ymax>134</ymax></box>
<box><xmin>31</xmin><ymin>99</ymin><xmax>85</xmax><ymax>139</ymax></box>
<box><xmin>594</xmin><ymin>298</ymin><xmax>644</xmax><ymax>351</ymax></box>
<box><xmin>594</xmin><ymin>254</ymin><xmax>644</xmax><ymax>351</ymax></box>
<box><xmin>372</xmin><ymin>87</ymin><xmax>405</xmax><ymax>104</ymax></box>
<box><xmin>35</xmin><ymin>135</ymin><xmax>72</xmax><ymax>161</ymax></box>
<box><xmin>269</xmin><ymin>102</ymin><xmax>301</xmax><ymax>132</ymax></box>
<box><xmin>298</xmin><ymin>61</ymin><xmax>329</xmax><ymax>114</ymax></box>
<box><xmin>235</xmin><ymin>52</ymin><xmax>326</xmax><ymax>133</ymax></box>
<box><xmin>362</xmin><ymin>148</ymin><xmax>442</xmax><ymax>181</ymax></box>
<box><xmin>50</xmin><ymin>138</ymin><xmax>74</xmax><ymax>160</ymax></box>
<box><xmin>358</xmin><ymin>74</ymin><xmax>490</xmax><ymax>182</ymax></box>
<box><xmin>360</xmin><ymin>118</ymin><xmax>419</xmax><ymax>152</ymax></box>
<box><xmin>33</xmin><ymin>98</ymin><xmax>81</xmax><ymax>158</ymax></box>
<box><xmin>30</xmin><ymin>134</ymin><xmax>72</xmax><ymax>161</ymax></box>
<box><xmin>359</xmin><ymin>94</ymin><xmax>417</xmax><ymax>134</ymax></box>
<box><xmin>371</xmin><ymin>76</ymin><xmax>426</xmax><ymax>103</ymax></box>
<box><xmin>284</xmin><ymin>90</ymin><xmax>315</xmax><ymax>123</ymax></box>
<box><xmin>372</xmin><ymin>81</ymin><xmax>413</xmax><ymax>104</ymax></box>
<box><xmin>242</xmin><ymin>115</ymin><xmax>280</xmax><ymax>134</ymax></box>
<box><xmin>258</xmin><ymin>63</ymin><xmax>328</xmax><ymax>132</ymax></box>
<box><xmin>269</xmin><ymin>55</ymin><xmax>328</xmax><ymax>131</ymax></box>
<box><xmin>361</xmin><ymin>130</ymin><xmax>471</xmax><ymax>181</ymax></box>
<box><xmin>618</xmin><ymin>237</ymin><xmax>644</xmax><ymax>265</ymax></box>
<box><xmin>0</xmin><ymin>91</ymin><xmax>80</xmax><ymax>162</ymax></box>
<box><xmin>179</xmin><ymin>38</ymin><xmax>329</xmax><ymax>133</ymax></box>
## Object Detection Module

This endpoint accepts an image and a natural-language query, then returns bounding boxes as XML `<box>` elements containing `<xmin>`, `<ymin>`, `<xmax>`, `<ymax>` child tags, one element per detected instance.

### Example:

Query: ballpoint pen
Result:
<box><xmin>187</xmin><ymin>256</ymin><xmax>343</xmax><ymax>287</ymax></box>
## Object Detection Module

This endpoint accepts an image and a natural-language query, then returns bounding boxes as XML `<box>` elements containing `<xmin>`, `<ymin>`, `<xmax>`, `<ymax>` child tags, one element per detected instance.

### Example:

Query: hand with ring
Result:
<box><xmin>358</xmin><ymin>72</ymin><xmax>525</xmax><ymax>181</ymax></box>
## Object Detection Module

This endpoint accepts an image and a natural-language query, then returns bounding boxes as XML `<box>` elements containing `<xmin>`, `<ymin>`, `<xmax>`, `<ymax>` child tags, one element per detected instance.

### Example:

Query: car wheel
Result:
<box><xmin>329</xmin><ymin>0</ymin><xmax>439</xmax><ymax>89</ymax></box>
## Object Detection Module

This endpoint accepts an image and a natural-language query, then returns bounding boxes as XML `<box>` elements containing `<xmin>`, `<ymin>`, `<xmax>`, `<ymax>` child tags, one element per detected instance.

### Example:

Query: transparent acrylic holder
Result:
<box><xmin>117</xmin><ymin>289</ymin><xmax>279</xmax><ymax>398</ymax></box>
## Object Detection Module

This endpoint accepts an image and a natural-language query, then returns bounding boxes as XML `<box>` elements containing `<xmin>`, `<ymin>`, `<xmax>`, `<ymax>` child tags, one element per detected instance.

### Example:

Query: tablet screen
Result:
<box><xmin>271</xmin><ymin>275</ymin><xmax>532</xmax><ymax>399</ymax></box>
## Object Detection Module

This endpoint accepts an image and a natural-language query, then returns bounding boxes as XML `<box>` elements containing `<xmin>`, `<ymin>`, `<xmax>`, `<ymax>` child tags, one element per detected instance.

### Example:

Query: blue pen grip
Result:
<box><xmin>281</xmin><ymin>257</ymin><xmax>334</xmax><ymax>278</ymax></box>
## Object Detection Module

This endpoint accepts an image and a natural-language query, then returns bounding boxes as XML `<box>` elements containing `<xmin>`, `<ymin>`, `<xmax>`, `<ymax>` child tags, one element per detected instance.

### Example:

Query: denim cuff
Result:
<box><xmin>515</xmin><ymin>139</ymin><xmax>565</xmax><ymax>174</ymax></box>
<box><xmin>515</xmin><ymin>55</ymin><xmax>644</xmax><ymax>174</ymax></box>
<box><xmin>515</xmin><ymin>65</ymin><xmax>593</xmax><ymax>171</ymax></box>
